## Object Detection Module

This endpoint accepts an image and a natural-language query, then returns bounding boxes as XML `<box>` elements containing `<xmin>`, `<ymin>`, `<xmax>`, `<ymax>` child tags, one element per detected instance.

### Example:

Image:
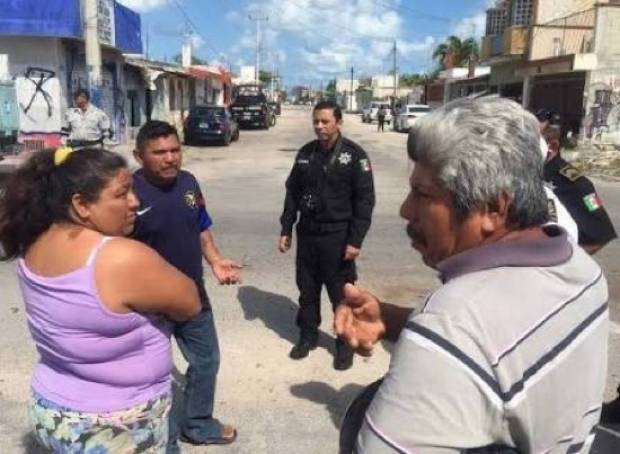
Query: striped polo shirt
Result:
<box><xmin>357</xmin><ymin>226</ymin><xmax>608</xmax><ymax>453</ymax></box>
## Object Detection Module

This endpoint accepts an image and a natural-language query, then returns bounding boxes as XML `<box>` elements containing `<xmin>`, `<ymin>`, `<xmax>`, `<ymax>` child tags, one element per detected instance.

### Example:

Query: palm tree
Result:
<box><xmin>432</xmin><ymin>36</ymin><xmax>479</xmax><ymax>69</ymax></box>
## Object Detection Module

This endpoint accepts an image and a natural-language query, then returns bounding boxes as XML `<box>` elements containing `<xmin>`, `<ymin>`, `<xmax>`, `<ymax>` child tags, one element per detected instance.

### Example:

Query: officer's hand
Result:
<box><xmin>334</xmin><ymin>284</ymin><xmax>385</xmax><ymax>356</ymax></box>
<box><xmin>211</xmin><ymin>258</ymin><xmax>242</xmax><ymax>285</ymax></box>
<box><xmin>278</xmin><ymin>235</ymin><xmax>291</xmax><ymax>254</ymax></box>
<box><xmin>344</xmin><ymin>245</ymin><xmax>360</xmax><ymax>261</ymax></box>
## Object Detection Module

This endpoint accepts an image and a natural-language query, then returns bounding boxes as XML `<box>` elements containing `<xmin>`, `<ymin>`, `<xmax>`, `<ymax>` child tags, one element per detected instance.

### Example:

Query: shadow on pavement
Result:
<box><xmin>289</xmin><ymin>380</ymin><xmax>365</xmax><ymax>429</ymax></box>
<box><xmin>237</xmin><ymin>286</ymin><xmax>336</xmax><ymax>354</ymax></box>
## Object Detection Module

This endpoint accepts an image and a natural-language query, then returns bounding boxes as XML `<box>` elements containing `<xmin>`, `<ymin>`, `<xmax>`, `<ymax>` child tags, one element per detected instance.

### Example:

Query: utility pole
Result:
<box><xmin>350</xmin><ymin>66</ymin><xmax>354</xmax><ymax>111</ymax></box>
<box><xmin>271</xmin><ymin>58</ymin><xmax>276</xmax><ymax>100</ymax></box>
<box><xmin>392</xmin><ymin>40</ymin><xmax>398</xmax><ymax>107</ymax></box>
<box><xmin>84</xmin><ymin>0</ymin><xmax>102</xmax><ymax>107</ymax></box>
<box><xmin>248</xmin><ymin>14</ymin><xmax>268</xmax><ymax>85</ymax></box>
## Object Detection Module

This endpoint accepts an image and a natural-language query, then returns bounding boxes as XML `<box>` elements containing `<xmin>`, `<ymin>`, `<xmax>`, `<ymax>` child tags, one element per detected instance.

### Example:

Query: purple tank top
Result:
<box><xmin>17</xmin><ymin>237</ymin><xmax>172</xmax><ymax>412</ymax></box>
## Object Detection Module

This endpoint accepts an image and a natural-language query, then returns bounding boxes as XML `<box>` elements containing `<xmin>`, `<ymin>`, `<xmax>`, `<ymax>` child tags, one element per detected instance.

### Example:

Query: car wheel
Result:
<box><xmin>232</xmin><ymin>128</ymin><xmax>240</xmax><ymax>141</ymax></box>
<box><xmin>222</xmin><ymin>133</ymin><xmax>231</xmax><ymax>146</ymax></box>
<box><xmin>184</xmin><ymin>135</ymin><xmax>193</xmax><ymax>146</ymax></box>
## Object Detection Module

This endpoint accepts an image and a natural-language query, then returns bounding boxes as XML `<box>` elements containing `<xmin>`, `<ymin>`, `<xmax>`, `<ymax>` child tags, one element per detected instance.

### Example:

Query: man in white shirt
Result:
<box><xmin>63</xmin><ymin>89</ymin><xmax>112</xmax><ymax>147</ymax></box>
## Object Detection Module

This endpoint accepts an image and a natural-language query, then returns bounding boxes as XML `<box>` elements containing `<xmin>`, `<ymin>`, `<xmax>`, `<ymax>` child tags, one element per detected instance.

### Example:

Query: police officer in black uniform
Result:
<box><xmin>537</xmin><ymin>109</ymin><xmax>617</xmax><ymax>254</ymax></box>
<box><xmin>279</xmin><ymin>100</ymin><xmax>375</xmax><ymax>370</ymax></box>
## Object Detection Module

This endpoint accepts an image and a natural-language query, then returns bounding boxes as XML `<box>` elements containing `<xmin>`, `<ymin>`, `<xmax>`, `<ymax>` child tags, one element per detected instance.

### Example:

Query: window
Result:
<box><xmin>511</xmin><ymin>0</ymin><xmax>533</xmax><ymax>26</ymax></box>
<box><xmin>486</xmin><ymin>8</ymin><xmax>508</xmax><ymax>35</ymax></box>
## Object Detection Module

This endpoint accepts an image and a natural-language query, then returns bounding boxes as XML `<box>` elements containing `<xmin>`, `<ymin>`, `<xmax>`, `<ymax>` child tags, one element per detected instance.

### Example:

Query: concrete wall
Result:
<box><xmin>582</xmin><ymin>4</ymin><xmax>620</xmax><ymax>142</ymax></box>
<box><xmin>535</xmin><ymin>0</ymin><xmax>595</xmax><ymax>23</ymax></box>
<box><xmin>0</xmin><ymin>37</ymin><xmax>64</xmax><ymax>139</ymax></box>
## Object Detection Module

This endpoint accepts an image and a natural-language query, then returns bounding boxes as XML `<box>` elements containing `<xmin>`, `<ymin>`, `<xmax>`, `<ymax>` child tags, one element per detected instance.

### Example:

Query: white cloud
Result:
<box><xmin>226</xmin><ymin>11</ymin><xmax>241</xmax><ymax>22</ymax></box>
<box><xmin>452</xmin><ymin>12</ymin><xmax>486</xmax><ymax>40</ymax></box>
<box><xmin>117</xmin><ymin>0</ymin><xmax>170</xmax><ymax>13</ymax></box>
<box><xmin>226</xmin><ymin>0</ymin><xmax>432</xmax><ymax>82</ymax></box>
<box><xmin>452</xmin><ymin>1</ymin><xmax>496</xmax><ymax>39</ymax></box>
<box><xmin>189</xmin><ymin>34</ymin><xmax>204</xmax><ymax>49</ymax></box>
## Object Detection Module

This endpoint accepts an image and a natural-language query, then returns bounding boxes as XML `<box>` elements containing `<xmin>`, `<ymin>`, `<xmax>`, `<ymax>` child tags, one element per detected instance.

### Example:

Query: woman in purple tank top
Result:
<box><xmin>0</xmin><ymin>148</ymin><xmax>201</xmax><ymax>453</ymax></box>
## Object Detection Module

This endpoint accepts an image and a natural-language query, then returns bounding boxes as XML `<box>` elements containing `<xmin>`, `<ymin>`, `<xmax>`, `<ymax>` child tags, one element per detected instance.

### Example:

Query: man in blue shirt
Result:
<box><xmin>132</xmin><ymin>121</ymin><xmax>240</xmax><ymax>452</ymax></box>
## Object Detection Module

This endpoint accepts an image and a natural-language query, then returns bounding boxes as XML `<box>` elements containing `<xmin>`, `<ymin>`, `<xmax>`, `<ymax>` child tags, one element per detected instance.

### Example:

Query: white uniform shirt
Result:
<box><xmin>540</xmin><ymin>136</ymin><xmax>578</xmax><ymax>242</ymax></box>
<box><xmin>65</xmin><ymin>104</ymin><xmax>111</xmax><ymax>141</ymax></box>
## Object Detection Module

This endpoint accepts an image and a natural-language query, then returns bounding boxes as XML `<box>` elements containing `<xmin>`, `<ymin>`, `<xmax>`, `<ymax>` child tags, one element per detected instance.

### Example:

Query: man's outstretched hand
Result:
<box><xmin>334</xmin><ymin>283</ymin><xmax>385</xmax><ymax>356</ymax></box>
<box><xmin>212</xmin><ymin>258</ymin><xmax>242</xmax><ymax>285</ymax></box>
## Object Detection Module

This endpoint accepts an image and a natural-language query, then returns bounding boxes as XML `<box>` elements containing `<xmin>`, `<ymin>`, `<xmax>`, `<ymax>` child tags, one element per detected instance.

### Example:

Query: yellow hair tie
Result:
<box><xmin>54</xmin><ymin>147</ymin><xmax>74</xmax><ymax>166</ymax></box>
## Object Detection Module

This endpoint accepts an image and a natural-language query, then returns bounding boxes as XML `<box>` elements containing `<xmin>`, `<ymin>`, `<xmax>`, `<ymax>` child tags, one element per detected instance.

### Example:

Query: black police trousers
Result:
<box><xmin>295</xmin><ymin>228</ymin><xmax>357</xmax><ymax>340</ymax></box>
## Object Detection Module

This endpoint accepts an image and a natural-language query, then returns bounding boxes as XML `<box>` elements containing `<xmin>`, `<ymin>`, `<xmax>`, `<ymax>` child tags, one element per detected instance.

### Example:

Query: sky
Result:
<box><xmin>118</xmin><ymin>0</ymin><xmax>494</xmax><ymax>88</ymax></box>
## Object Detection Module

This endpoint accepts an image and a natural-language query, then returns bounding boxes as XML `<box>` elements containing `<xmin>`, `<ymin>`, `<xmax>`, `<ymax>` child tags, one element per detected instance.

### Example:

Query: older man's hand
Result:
<box><xmin>334</xmin><ymin>283</ymin><xmax>385</xmax><ymax>355</ymax></box>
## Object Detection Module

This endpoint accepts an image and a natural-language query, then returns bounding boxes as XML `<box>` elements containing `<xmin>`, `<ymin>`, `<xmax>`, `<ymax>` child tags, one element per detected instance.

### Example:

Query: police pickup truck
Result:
<box><xmin>230</xmin><ymin>85</ymin><xmax>273</xmax><ymax>129</ymax></box>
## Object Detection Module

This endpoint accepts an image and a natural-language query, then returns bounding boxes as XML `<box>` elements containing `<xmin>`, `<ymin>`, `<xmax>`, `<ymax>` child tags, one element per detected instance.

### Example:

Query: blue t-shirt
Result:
<box><xmin>132</xmin><ymin>169</ymin><xmax>213</xmax><ymax>307</ymax></box>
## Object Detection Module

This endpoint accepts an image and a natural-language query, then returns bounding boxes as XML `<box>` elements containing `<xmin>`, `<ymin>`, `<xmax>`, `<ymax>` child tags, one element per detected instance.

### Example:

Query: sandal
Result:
<box><xmin>180</xmin><ymin>424</ymin><xmax>237</xmax><ymax>446</ymax></box>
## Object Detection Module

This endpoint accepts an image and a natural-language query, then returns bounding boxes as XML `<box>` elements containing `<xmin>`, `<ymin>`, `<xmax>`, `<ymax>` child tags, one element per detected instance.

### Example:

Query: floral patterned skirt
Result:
<box><xmin>28</xmin><ymin>391</ymin><xmax>171</xmax><ymax>453</ymax></box>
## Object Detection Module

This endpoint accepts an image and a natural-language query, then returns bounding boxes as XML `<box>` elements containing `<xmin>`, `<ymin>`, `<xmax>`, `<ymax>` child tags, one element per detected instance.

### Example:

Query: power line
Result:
<box><xmin>169</xmin><ymin>0</ymin><xmax>227</xmax><ymax>62</ymax></box>
<box><xmin>373</xmin><ymin>0</ymin><xmax>452</xmax><ymax>23</ymax></box>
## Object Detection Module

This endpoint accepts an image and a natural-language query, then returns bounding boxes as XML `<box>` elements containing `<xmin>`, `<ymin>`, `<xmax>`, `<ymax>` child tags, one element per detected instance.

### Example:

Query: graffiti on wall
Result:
<box><xmin>20</xmin><ymin>67</ymin><xmax>55</xmax><ymax>117</ymax></box>
<box><xmin>584</xmin><ymin>79</ymin><xmax>620</xmax><ymax>142</ymax></box>
<box><xmin>15</xmin><ymin>65</ymin><xmax>63</xmax><ymax>148</ymax></box>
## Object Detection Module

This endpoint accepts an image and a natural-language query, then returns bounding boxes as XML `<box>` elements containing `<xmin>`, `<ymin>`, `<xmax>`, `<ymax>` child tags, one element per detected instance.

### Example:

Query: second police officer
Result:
<box><xmin>537</xmin><ymin>109</ymin><xmax>617</xmax><ymax>254</ymax></box>
<box><xmin>279</xmin><ymin>100</ymin><xmax>375</xmax><ymax>370</ymax></box>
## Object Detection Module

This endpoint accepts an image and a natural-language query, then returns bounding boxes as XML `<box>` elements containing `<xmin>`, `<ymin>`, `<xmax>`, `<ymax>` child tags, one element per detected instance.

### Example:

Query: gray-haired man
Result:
<box><xmin>336</xmin><ymin>96</ymin><xmax>608</xmax><ymax>453</ymax></box>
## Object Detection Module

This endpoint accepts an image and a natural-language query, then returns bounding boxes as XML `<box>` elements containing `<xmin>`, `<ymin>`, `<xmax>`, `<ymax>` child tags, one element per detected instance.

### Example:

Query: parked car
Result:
<box><xmin>393</xmin><ymin>104</ymin><xmax>431</xmax><ymax>132</ymax></box>
<box><xmin>230</xmin><ymin>87</ymin><xmax>272</xmax><ymax>129</ymax></box>
<box><xmin>361</xmin><ymin>101</ymin><xmax>392</xmax><ymax>124</ymax></box>
<box><xmin>183</xmin><ymin>105</ymin><xmax>239</xmax><ymax>146</ymax></box>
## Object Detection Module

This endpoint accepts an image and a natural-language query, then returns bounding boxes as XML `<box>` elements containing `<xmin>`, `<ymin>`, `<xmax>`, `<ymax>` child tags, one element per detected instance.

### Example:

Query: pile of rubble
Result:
<box><xmin>567</xmin><ymin>143</ymin><xmax>620</xmax><ymax>179</ymax></box>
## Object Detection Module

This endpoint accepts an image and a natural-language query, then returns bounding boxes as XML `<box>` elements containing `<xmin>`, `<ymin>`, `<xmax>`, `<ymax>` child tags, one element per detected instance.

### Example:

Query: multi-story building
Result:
<box><xmin>480</xmin><ymin>0</ymin><xmax>620</xmax><ymax>140</ymax></box>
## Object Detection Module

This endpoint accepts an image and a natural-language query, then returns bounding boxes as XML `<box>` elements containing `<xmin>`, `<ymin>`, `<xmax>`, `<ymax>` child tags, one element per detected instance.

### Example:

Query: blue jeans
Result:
<box><xmin>167</xmin><ymin>307</ymin><xmax>221</xmax><ymax>453</ymax></box>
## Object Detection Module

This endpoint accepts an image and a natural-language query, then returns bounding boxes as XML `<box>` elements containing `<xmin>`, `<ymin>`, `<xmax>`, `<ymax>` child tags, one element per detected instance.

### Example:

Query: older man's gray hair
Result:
<box><xmin>407</xmin><ymin>96</ymin><xmax>548</xmax><ymax>228</ymax></box>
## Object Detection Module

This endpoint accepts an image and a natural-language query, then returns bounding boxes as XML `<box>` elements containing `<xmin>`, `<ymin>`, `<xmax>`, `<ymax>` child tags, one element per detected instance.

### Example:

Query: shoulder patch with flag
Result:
<box><xmin>583</xmin><ymin>193</ymin><xmax>602</xmax><ymax>212</ymax></box>
<box><xmin>359</xmin><ymin>158</ymin><xmax>371</xmax><ymax>172</ymax></box>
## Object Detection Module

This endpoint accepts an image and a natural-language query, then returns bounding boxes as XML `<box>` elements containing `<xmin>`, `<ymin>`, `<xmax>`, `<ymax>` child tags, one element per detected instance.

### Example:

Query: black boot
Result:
<box><xmin>334</xmin><ymin>338</ymin><xmax>354</xmax><ymax>370</ymax></box>
<box><xmin>289</xmin><ymin>335</ymin><xmax>318</xmax><ymax>360</ymax></box>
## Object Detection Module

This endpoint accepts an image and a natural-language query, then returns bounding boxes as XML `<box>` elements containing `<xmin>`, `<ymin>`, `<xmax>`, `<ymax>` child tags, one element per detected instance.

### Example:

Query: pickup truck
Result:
<box><xmin>361</xmin><ymin>101</ymin><xmax>392</xmax><ymax>124</ymax></box>
<box><xmin>230</xmin><ymin>90</ymin><xmax>272</xmax><ymax>130</ymax></box>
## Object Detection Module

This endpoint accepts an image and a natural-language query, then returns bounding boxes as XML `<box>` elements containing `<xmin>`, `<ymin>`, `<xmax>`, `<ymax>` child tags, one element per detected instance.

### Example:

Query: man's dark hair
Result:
<box><xmin>313</xmin><ymin>100</ymin><xmax>342</xmax><ymax>121</ymax></box>
<box><xmin>535</xmin><ymin>109</ymin><xmax>561</xmax><ymax>126</ymax></box>
<box><xmin>136</xmin><ymin>120</ymin><xmax>180</xmax><ymax>151</ymax></box>
<box><xmin>74</xmin><ymin>88</ymin><xmax>90</xmax><ymax>101</ymax></box>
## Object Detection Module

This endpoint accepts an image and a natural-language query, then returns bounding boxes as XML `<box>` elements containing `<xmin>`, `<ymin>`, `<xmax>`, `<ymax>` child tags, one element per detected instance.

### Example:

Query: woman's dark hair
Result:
<box><xmin>0</xmin><ymin>148</ymin><xmax>127</xmax><ymax>259</ymax></box>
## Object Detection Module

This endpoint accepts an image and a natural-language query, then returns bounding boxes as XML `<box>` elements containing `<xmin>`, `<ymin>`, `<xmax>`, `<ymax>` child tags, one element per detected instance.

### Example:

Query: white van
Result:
<box><xmin>393</xmin><ymin>104</ymin><xmax>430</xmax><ymax>132</ymax></box>
<box><xmin>361</xmin><ymin>101</ymin><xmax>392</xmax><ymax>124</ymax></box>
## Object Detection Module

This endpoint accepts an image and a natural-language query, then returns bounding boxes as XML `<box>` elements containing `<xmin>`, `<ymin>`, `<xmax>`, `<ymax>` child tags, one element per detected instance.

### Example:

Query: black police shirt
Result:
<box><xmin>544</xmin><ymin>155</ymin><xmax>617</xmax><ymax>247</ymax></box>
<box><xmin>132</xmin><ymin>169</ymin><xmax>213</xmax><ymax>306</ymax></box>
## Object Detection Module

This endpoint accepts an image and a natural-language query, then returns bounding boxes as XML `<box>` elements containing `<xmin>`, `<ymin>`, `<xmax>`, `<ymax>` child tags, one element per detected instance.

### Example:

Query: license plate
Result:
<box><xmin>199</xmin><ymin>122</ymin><xmax>209</xmax><ymax>128</ymax></box>
<box><xmin>243</xmin><ymin>113</ymin><xmax>251</xmax><ymax>117</ymax></box>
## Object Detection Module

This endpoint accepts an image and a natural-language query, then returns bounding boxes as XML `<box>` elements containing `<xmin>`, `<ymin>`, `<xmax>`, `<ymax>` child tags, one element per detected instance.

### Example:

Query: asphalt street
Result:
<box><xmin>1</xmin><ymin>105</ymin><xmax>620</xmax><ymax>453</ymax></box>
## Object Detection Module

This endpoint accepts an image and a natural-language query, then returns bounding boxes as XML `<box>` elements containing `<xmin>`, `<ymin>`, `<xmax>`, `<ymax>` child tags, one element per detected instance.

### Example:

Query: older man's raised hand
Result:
<box><xmin>334</xmin><ymin>283</ymin><xmax>385</xmax><ymax>355</ymax></box>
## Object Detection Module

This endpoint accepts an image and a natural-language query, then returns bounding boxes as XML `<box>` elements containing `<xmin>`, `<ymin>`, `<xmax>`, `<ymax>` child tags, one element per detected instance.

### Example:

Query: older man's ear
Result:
<box><xmin>481</xmin><ymin>193</ymin><xmax>511</xmax><ymax>236</ymax></box>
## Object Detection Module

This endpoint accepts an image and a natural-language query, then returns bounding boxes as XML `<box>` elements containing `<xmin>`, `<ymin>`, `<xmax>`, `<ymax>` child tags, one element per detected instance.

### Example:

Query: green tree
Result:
<box><xmin>432</xmin><ymin>36</ymin><xmax>479</xmax><ymax>69</ymax></box>
<box><xmin>259</xmin><ymin>70</ymin><xmax>274</xmax><ymax>84</ymax></box>
<box><xmin>400</xmin><ymin>73</ymin><xmax>424</xmax><ymax>87</ymax></box>
<box><xmin>172</xmin><ymin>53</ymin><xmax>208</xmax><ymax>66</ymax></box>
<box><xmin>325</xmin><ymin>79</ymin><xmax>337</xmax><ymax>97</ymax></box>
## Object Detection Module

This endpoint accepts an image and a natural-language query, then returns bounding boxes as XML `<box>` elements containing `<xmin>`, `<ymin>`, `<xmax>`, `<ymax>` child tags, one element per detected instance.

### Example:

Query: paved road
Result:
<box><xmin>1</xmin><ymin>105</ymin><xmax>620</xmax><ymax>453</ymax></box>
